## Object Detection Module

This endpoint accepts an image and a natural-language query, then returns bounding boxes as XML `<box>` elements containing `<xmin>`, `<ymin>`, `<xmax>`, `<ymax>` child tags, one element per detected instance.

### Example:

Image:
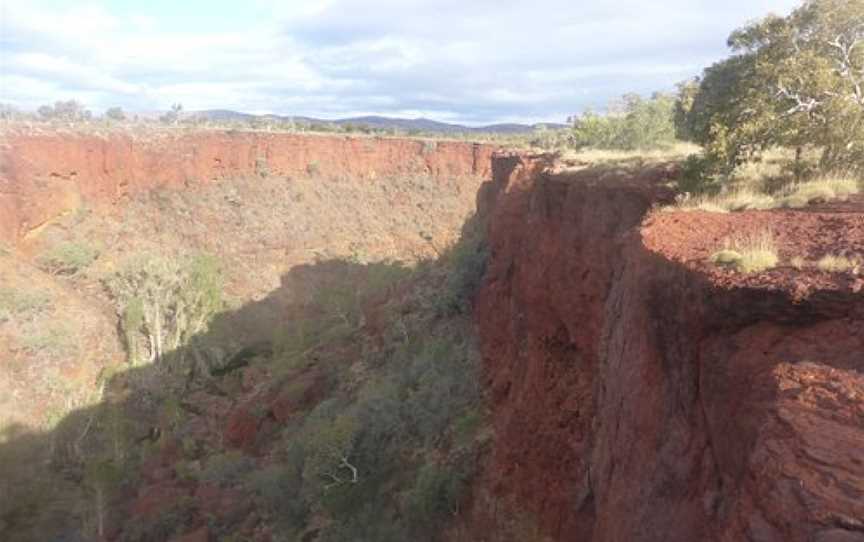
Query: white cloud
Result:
<box><xmin>0</xmin><ymin>0</ymin><xmax>802</xmax><ymax>124</ymax></box>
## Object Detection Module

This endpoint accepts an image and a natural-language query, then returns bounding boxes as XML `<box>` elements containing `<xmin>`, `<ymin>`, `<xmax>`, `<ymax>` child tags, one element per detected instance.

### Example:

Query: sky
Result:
<box><xmin>0</xmin><ymin>0</ymin><xmax>801</xmax><ymax>125</ymax></box>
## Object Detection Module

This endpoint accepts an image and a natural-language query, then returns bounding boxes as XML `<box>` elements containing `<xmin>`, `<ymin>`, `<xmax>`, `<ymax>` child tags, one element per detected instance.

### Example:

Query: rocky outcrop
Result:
<box><xmin>471</xmin><ymin>154</ymin><xmax>864</xmax><ymax>541</ymax></box>
<box><xmin>0</xmin><ymin>129</ymin><xmax>497</xmax><ymax>243</ymax></box>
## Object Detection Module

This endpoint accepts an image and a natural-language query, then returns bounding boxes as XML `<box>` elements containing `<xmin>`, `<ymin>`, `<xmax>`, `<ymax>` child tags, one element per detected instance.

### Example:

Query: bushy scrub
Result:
<box><xmin>570</xmin><ymin>93</ymin><xmax>676</xmax><ymax>151</ymax></box>
<box><xmin>260</xmin><ymin>325</ymin><xmax>482</xmax><ymax>540</ymax></box>
<box><xmin>105</xmin><ymin>253</ymin><xmax>224</xmax><ymax>365</ymax></box>
<box><xmin>438</xmin><ymin>219</ymin><xmax>489</xmax><ymax>316</ymax></box>
<box><xmin>37</xmin><ymin>241</ymin><xmax>98</xmax><ymax>275</ymax></box>
<box><xmin>0</xmin><ymin>287</ymin><xmax>52</xmax><ymax>321</ymax></box>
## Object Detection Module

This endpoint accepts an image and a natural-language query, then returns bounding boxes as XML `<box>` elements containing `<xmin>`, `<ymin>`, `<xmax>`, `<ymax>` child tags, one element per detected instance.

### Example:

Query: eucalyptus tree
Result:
<box><xmin>681</xmin><ymin>0</ymin><xmax>864</xmax><ymax>171</ymax></box>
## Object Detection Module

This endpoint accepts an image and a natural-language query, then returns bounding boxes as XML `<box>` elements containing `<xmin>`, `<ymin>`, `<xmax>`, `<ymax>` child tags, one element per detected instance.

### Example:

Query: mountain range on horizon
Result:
<box><xmin>193</xmin><ymin>109</ymin><xmax>568</xmax><ymax>134</ymax></box>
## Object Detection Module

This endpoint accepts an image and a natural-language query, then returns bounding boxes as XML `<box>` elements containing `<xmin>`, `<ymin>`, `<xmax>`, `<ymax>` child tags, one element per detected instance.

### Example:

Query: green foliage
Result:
<box><xmin>570</xmin><ymin>93</ymin><xmax>677</xmax><ymax>151</ymax></box>
<box><xmin>528</xmin><ymin>125</ymin><xmax>571</xmax><ymax>149</ymax></box>
<box><xmin>438</xmin><ymin>221</ymin><xmax>489</xmax><ymax>315</ymax></box>
<box><xmin>37</xmin><ymin>241</ymin><xmax>98</xmax><ymax>275</ymax></box>
<box><xmin>105</xmin><ymin>107</ymin><xmax>126</xmax><ymax>121</ymax></box>
<box><xmin>121</xmin><ymin>297</ymin><xmax>145</xmax><ymax>363</ymax></box>
<box><xmin>21</xmin><ymin>324</ymin><xmax>75</xmax><ymax>356</ymax></box>
<box><xmin>677</xmin><ymin>154</ymin><xmax>722</xmax><ymax>194</ymax></box>
<box><xmin>106</xmin><ymin>253</ymin><xmax>224</xmax><ymax>365</ymax></box>
<box><xmin>261</xmin><ymin>326</ymin><xmax>481</xmax><ymax>540</ymax></box>
<box><xmin>247</xmin><ymin>463</ymin><xmax>307</xmax><ymax>528</ymax></box>
<box><xmin>673</xmin><ymin>79</ymin><xmax>700</xmax><ymax>141</ymax></box>
<box><xmin>452</xmin><ymin>408</ymin><xmax>483</xmax><ymax>447</ymax></box>
<box><xmin>270</xmin><ymin>260</ymin><xmax>409</xmax><ymax>374</ymax></box>
<box><xmin>405</xmin><ymin>463</ymin><xmax>470</xmax><ymax>529</ymax></box>
<box><xmin>120</xmin><ymin>498</ymin><xmax>196</xmax><ymax>542</ymax></box>
<box><xmin>299</xmin><ymin>404</ymin><xmax>361</xmax><ymax>490</ymax></box>
<box><xmin>421</xmin><ymin>140</ymin><xmax>438</xmax><ymax>154</ymax></box>
<box><xmin>0</xmin><ymin>288</ymin><xmax>51</xmax><ymax>321</ymax></box>
<box><xmin>199</xmin><ymin>451</ymin><xmax>254</xmax><ymax>486</ymax></box>
<box><xmin>37</xmin><ymin>100</ymin><xmax>92</xmax><ymax>121</ymax></box>
<box><xmin>159</xmin><ymin>103</ymin><xmax>183</xmax><ymax>125</ymax></box>
<box><xmin>681</xmin><ymin>0</ymin><xmax>864</xmax><ymax>172</ymax></box>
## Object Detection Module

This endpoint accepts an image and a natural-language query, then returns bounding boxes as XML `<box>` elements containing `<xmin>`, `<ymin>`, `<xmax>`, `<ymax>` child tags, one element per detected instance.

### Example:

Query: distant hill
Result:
<box><xmin>191</xmin><ymin>110</ymin><xmax>566</xmax><ymax>134</ymax></box>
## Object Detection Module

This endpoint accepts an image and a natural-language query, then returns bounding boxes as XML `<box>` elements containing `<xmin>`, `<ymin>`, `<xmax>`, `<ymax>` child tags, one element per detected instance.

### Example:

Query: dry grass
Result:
<box><xmin>779</xmin><ymin>175</ymin><xmax>860</xmax><ymax>208</ymax></box>
<box><xmin>816</xmin><ymin>254</ymin><xmax>858</xmax><ymax>273</ymax></box>
<box><xmin>0</xmin><ymin>118</ymin><xmax>515</xmax><ymax>146</ymax></box>
<box><xmin>672</xmin><ymin>188</ymin><xmax>776</xmax><ymax>213</ymax></box>
<box><xmin>789</xmin><ymin>256</ymin><xmax>807</xmax><ymax>270</ymax></box>
<box><xmin>559</xmin><ymin>142</ymin><xmax>700</xmax><ymax>169</ymax></box>
<box><xmin>670</xmin><ymin>173</ymin><xmax>860</xmax><ymax>213</ymax></box>
<box><xmin>711</xmin><ymin>230</ymin><xmax>779</xmax><ymax>273</ymax></box>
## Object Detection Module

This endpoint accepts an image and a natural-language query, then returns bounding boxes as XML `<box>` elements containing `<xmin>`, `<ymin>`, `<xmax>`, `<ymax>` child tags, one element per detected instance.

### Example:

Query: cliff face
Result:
<box><xmin>0</xmin><ymin>130</ymin><xmax>496</xmax><ymax>243</ymax></box>
<box><xmin>472</xmin><ymin>154</ymin><xmax>864</xmax><ymax>541</ymax></box>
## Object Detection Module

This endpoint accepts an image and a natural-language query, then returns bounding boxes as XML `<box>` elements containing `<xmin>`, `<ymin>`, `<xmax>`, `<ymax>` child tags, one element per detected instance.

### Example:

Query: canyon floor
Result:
<box><xmin>0</xmin><ymin>128</ymin><xmax>862</xmax><ymax>542</ymax></box>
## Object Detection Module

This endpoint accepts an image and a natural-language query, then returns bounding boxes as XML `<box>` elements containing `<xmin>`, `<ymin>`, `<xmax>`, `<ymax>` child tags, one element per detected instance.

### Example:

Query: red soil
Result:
<box><xmin>469</xmin><ymin>153</ymin><xmax>864</xmax><ymax>541</ymax></box>
<box><xmin>0</xmin><ymin>129</ymin><xmax>498</xmax><ymax>243</ymax></box>
<box><xmin>645</xmin><ymin>209</ymin><xmax>864</xmax><ymax>297</ymax></box>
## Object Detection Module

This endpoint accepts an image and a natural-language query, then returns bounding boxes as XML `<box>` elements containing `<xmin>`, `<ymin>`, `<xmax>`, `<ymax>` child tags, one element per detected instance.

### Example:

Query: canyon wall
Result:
<box><xmin>472</xmin><ymin>154</ymin><xmax>864</xmax><ymax>541</ymax></box>
<box><xmin>0</xmin><ymin>129</ymin><xmax>496</xmax><ymax>243</ymax></box>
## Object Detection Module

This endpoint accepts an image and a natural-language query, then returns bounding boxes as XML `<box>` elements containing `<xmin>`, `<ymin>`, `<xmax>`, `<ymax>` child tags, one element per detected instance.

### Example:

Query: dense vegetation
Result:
<box><xmin>1</xmin><ymin>214</ymin><xmax>491</xmax><ymax>541</ymax></box>
<box><xmin>568</xmin><ymin>93</ymin><xmax>677</xmax><ymax>151</ymax></box>
<box><xmin>676</xmin><ymin>0</ymin><xmax>864</xmax><ymax>188</ymax></box>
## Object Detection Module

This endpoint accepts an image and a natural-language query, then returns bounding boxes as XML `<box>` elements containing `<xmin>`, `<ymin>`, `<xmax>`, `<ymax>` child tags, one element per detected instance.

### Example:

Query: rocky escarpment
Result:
<box><xmin>0</xmin><ymin>129</ymin><xmax>496</xmax><ymax>243</ymax></box>
<box><xmin>470</xmin><ymin>154</ymin><xmax>864</xmax><ymax>541</ymax></box>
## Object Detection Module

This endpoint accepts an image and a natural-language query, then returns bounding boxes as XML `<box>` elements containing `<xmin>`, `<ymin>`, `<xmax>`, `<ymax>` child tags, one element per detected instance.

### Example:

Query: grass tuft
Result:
<box><xmin>669</xmin><ymin>172</ymin><xmax>860</xmax><ymax>213</ymax></box>
<box><xmin>779</xmin><ymin>175</ymin><xmax>860</xmax><ymax>208</ymax></box>
<box><xmin>789</xmin><ymin>256</ymin><xmax>806</xmax><ymax>270</ymax></box>
<box><xmin>674</xmin><ymin>188</ymin><xmax>776</xmax><ymax>213</ymax></box>
<box><xmin>816</xmin><ymin>254</ymin><xmax>857</xmax><ymax>273</ymax></box>
<box><xmin>711</xmin><ymin>230</ymin><xmax>779</xmax><ymax>273</ymax></box>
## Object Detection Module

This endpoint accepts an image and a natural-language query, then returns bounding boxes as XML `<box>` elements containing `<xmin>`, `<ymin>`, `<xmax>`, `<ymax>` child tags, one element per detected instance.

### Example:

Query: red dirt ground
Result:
<box><xmin>645</xmin><ymin>209</ymin><xmax>864</xmax><ymax>297</ymax></box>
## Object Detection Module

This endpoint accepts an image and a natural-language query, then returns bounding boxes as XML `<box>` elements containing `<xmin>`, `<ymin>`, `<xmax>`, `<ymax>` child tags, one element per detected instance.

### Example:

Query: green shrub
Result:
<box><xmin>37</xmin><ymin>242</ymin><xmax>98</xmax><ymax>275</ymax></box>
<box><xmin>677</xmin><ymin>154</ymin><xmax>721</xmax><ymax>195</ymax></box>
<box><xmin>199</xmin><ymin>451</ymin><xmax>254</xmax><ymax>486</ymax></box>
<box><xmin>106</xmin><ymin>253</ymin><xmax>223</xmax><ymax>365</ymax></box>
<box><xmin>0</xmin><ymin>288</ymin><xmax>51</xmax><ymax>320</ymax></box>
<box><xmin>247</xmin><ymin>464</ymin><xmax>308</xmax><ymax>528</ymax></box>
<box><xmin>438</xmin><ymin>224</ymin><xmax>489</xmax><ymax>315</ymax></box>
<box><xmin>120</xmin><ymin>497</ymin><xmax>196</xmax><ymax>542</ymax></box>
<box><xmin>421</xmin><ymin>140</ymin><xmax>438</xmax><ymax>154</ymax></box>
<box><xmin>405</xmin><ymin>463</ymin><xmax>471</xmax><ymax>529</ymax></box>
<box><xmin>21</xmin><ymin>324</ymin><xmax>75</xmax><ymax>356</ymax></box>
<box><xmin>254</xmin><ymin>155</ymin><xmax>270</xmax><ymax>178</ymax></box>
<box><xmin>571</xmin><ymin>93</ymin><xmax>676</xmax><ymax>151</ymax></box>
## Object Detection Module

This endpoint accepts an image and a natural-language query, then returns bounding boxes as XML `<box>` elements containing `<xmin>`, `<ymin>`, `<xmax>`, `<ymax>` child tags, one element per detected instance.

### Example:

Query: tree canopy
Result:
<box><xmin>570</xmin><ymin>92</ymin><xmax>676</xmax><ymax>151</ymax></box>
<box><xmin>678</xmin><ymin>0</ymin><xmax>864</xmax><ymax>171</ymax></box>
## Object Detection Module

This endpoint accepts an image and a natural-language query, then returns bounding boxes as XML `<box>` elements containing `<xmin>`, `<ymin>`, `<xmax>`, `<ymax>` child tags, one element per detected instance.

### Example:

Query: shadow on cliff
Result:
<box><xmin>465</xmin><ymin>153</ymin><xmax>864</xmax><ymax>541</ymax></box>
<box><xmin>0</xmin><ymin>245</ymin><xmax>455</xmax><ymax>540</ymax></box>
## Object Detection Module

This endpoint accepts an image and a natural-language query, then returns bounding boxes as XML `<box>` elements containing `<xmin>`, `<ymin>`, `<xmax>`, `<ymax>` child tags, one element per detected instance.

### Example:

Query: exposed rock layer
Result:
<box><xmin>0</xmin><ymin>130</ymin><xmax>496</xmax><ymax>242</ymax></box>
<box><xmin>473</xmin><ymin>154</ymin><xmax>864</xmax><ymax>541</ymax></box>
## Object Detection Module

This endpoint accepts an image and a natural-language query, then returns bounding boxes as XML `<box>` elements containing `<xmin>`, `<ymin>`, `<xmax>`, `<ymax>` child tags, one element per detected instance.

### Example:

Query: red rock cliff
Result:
<box><xmin>471</xmin><ymin>153</ymin><xmax>864</xmax><ymax>541</ymax></box>
<box><xmin>0</xmin><ymin>130</ymin><xmax>496</xmax><ymax>243</ymax></box>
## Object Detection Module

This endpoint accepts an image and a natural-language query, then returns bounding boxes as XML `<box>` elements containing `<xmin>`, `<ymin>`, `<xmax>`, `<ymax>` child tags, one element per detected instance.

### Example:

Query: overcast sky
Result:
<box><xmin>0</xmin><ymin>0</ymin><xmax>801</xmax><ymax>125</ymax></box>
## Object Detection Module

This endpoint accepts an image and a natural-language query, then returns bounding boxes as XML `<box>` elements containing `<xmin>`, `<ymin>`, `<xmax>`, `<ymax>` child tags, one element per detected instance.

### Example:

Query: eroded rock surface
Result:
<box><xmin>470</xmin><ymin>153</ymin><xmax>864</xmax><ymax>541</ymax></box>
